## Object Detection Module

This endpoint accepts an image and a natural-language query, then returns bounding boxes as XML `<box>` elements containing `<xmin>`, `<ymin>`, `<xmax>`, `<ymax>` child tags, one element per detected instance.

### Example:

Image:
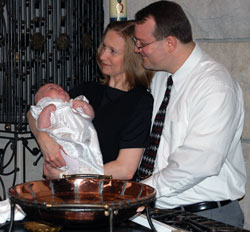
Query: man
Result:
<box><xmin>133</xmin><ymin>0</ymin><xmax>246</xmax><ymax>228</ymax></box>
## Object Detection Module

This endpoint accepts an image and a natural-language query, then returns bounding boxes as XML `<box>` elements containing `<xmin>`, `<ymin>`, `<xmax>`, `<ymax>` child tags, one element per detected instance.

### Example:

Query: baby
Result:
<box><xmin>30</xmin><ymin>83</ymin><xmax>104</xmax><ymax>177</ymax></box>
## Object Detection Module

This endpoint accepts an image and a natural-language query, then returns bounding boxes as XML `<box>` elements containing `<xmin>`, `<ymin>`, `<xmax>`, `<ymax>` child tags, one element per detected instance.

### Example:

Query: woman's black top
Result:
<box><xmin>69</xmin><ymin>82</ymin><xmax>153</xmax><ymax>164</ymax></box>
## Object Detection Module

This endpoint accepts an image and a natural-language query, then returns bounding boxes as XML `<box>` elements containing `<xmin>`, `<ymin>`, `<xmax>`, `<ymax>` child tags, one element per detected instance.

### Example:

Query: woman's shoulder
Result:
<box><xmin>130</xmin><ymin>87</ymin><xmax>153</xmax><ymax>102</ymax></box>
<box><xmin>124</xmin><ymin>87</ymin><xmax>153</xmax><ymax>112</ymax></box>
<box><xmin>69</xmin><ymin>81</ymin><xmax>105</xmax><ymax>98</ymax></box>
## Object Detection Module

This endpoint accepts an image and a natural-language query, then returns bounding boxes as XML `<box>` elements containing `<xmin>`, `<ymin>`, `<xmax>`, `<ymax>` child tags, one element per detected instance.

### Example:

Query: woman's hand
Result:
<box><xmin>37</xmin><ymin>131</ymin><xmax>66</xmax><ymax>168</ymax></box>
<box><xmin>43</xmin><ymin>161</ymin><xmax>61</xmax><ymax>179</ymax></box>
<box><xmin>27</xmin><ymin>111</ymin><xmax>66</xmax><ymax>169</ymax></box>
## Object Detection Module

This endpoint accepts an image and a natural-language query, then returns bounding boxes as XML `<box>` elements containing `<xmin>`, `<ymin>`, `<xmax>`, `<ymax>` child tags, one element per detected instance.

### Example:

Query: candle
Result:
<box><xmin>109</xmin><ymin>0</ymin><xmax>127</xmax><ymax>22</ymax></box>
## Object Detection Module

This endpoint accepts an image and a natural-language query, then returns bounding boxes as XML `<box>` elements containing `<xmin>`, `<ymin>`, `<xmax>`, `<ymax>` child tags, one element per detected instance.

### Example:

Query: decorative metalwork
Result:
<box><xmin>81</xmin><ymin>33</ymin><xmax>93</xmax><ymax>50</ymax></box>
<box><xmin>0</xmin><ymin>0</ymin><xmax>104</xmax><ymax>129</ymax></box>
<box><xmin>30</xmin><ymin>32</ymin><xmax>46</xmax><ymax>50</ymax></box>
<box><xmin>0</xmin><ymin>129</ymin><xmax>43</xmax><ymax>200</ymax></box>
<box><xmin>0</xmin><ymin>135</ymin><xmax>19</xmax><ymax>200</ymax></box>
<box><xmin>56</xmin><ymin>33</ymin><xmax>70</xmax><ymax>50</ymax></box>
<box><xmin>0</xmin><ymin>0</ymin><xmax>104</xmax><ymax>200</ymax></box>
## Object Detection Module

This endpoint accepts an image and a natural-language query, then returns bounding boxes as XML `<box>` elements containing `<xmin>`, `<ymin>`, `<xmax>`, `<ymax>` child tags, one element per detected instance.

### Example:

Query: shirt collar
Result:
<box><xmin>171</xmin><ymin>43</ymin><xmax>203</xmax><ymax>92</ymax></box>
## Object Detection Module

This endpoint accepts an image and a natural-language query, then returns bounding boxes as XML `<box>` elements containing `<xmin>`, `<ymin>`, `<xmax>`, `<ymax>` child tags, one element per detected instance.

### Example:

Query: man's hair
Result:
<box><xmin>135</xmin><ymin>0</ymin><xmax>193</xmax><ymax>43</ymax></box>
<box><xmin>96</xmin><ymin>20</ymin><xmax>154</xmax><ymax>90</ymax></box>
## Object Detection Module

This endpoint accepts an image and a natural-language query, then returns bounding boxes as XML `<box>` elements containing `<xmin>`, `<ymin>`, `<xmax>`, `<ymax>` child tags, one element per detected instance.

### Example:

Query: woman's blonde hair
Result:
<box><xmin>96</xmin><ymin>20</ymin><xmax>154</xmax><ymax>90</ymax></box>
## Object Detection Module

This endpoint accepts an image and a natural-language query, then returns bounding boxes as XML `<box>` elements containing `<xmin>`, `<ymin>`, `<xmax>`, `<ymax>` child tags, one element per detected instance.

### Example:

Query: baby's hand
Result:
<box><xmin>44</xmin><ymin>104</ymin><xmax>57</xmax><ymax>112</ymax></box>
<box><xmin>72</xmin><ymin>100</ymin><xmax>95</xmax><ymax>119</ymax></box>
<box><xmin>37</xmin><ymin>104</ymin><xmax>56</xmax><ymax>129</ymax></box>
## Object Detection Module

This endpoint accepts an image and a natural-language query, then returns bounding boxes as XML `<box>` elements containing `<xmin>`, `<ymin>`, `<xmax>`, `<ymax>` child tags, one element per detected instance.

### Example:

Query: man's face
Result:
<box><xmin>134</xmin><ymin>17</ymin><xmax>167</xmax><ymax>71</ymax></box>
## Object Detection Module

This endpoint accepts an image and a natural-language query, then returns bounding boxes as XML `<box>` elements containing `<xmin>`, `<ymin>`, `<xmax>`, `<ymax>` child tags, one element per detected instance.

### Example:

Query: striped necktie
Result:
<box><xmin>136</xmin><ymin>75</ymin><xmax>173</xmax><ymax>181</ymax></box>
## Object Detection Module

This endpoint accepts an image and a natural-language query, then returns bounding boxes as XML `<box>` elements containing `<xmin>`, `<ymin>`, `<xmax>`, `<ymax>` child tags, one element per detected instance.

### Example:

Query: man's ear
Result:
<box><xmin>164</xmin><ymin>36</ymin><xmax>177</xmax><ymax>53</ymax></box>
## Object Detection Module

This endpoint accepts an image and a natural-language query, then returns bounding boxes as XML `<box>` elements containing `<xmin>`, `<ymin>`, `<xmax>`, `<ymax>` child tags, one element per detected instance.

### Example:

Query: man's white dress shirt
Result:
<box><xmin>142</xmin><ymin>43</ymin><xmax>246</xmax><ymax>209</ymax></box>
<box><xmin>30</xmin><ymin>96</ymin><xmax>104</xmax><ymax>176</ymax></box>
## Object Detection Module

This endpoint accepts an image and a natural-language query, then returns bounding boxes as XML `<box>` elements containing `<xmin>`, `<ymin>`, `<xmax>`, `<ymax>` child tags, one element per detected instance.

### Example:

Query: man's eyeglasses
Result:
<box><xmin>132</xmin><ymin>37</ymin><xmax>159</xmax><ymax>49</ymax></box>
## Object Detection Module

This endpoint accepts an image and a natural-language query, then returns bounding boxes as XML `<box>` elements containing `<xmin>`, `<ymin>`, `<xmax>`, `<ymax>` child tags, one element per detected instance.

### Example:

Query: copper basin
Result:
<box><xmin>8</xmin><ymin>175</ymin><xmax>156</xmax><ymax>228</ymax></box>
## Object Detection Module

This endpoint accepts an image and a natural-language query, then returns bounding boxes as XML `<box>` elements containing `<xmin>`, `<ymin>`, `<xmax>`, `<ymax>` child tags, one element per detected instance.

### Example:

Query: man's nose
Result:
<box><xmin>133</xmin><ymin>45</ymin><xmax>141</xmax><ymax>53</ymax></box>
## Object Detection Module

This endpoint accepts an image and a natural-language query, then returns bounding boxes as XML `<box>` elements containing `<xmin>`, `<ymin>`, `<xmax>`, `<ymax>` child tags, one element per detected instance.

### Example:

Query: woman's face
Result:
<box><xmin>99</xmin><ymin>30</ymin><xmax>126</xmax><ymax>80</ymax></box>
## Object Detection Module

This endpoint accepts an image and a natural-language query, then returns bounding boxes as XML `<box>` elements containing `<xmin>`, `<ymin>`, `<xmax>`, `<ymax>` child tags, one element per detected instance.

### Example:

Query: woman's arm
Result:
<box><xmin>43</xmin><ymin>148</ymin><xmax>143</xmax><ymax>180</ymax></box>
<box><xmin>103</xmin><ymin>92</ymin><xmax>153</xmax><ymax>180</ymax></box>
<box><xmin>104</xmin><ymin>148</ymin><xmax>143</xmax><ymax>180</ymax></box>
<box><xmin>27</xmin><ymin>111</ymin><xmax>66</xmax><ymax>168</ymax></box>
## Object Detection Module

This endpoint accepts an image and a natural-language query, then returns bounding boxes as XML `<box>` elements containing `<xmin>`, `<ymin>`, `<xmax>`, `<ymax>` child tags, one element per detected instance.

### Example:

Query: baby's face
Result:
<box><xmin>37</xmin><ymin>84</ymin><xmax>70</xmax><ymax>102</ymax></box>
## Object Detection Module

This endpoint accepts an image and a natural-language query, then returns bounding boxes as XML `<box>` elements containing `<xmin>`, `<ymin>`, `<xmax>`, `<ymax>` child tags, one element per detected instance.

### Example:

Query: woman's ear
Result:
<box><xmin>164</xmin><ymin>36</ymin><xmax>177</xmax><ymax>53</ymax></box>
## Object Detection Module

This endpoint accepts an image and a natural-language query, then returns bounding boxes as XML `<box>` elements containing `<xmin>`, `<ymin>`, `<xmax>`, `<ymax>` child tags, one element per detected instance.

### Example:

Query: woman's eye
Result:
<box><xmin>110</xmin><ymin>48</ymin><xmax>118</xmax><ymax>54</ymax></box>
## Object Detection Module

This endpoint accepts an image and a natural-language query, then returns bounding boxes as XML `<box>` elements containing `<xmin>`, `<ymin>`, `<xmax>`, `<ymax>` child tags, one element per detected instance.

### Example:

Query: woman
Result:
<box><xmin>27</xmin><ymin>20</ymin><xmax>154</xmax><ymax>180</ymax></box>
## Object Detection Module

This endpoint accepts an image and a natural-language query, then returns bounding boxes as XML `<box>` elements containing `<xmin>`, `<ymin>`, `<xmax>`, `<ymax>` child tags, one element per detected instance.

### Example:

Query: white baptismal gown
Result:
<box><xmin>30</xmin><ymin>96</ymin><xmax>104</xmax><ymax>176</ymax></box>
